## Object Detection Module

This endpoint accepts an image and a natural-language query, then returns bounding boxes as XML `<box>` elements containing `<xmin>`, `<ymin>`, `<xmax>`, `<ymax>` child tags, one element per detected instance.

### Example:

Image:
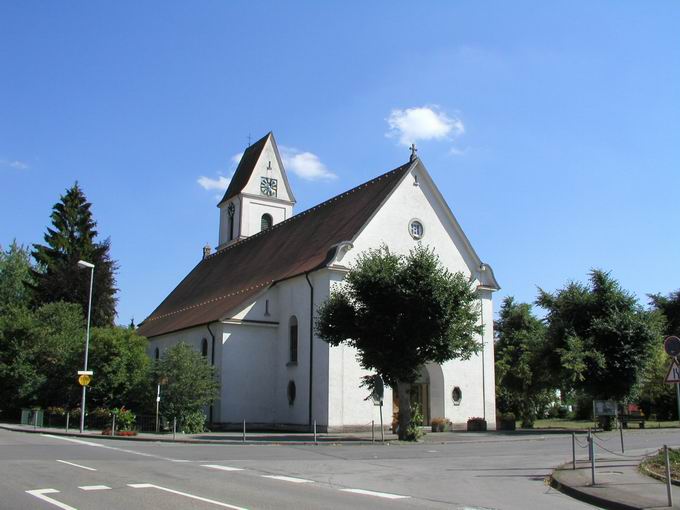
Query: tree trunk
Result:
<box><xmin>397</xmin><ymin>381</ymin><xmax>412</xmax><ymax>440</ymax></box>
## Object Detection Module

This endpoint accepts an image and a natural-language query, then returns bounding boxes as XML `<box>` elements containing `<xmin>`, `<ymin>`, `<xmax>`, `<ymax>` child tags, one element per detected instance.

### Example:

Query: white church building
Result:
<box><xmin>138</xmin><ymin>132</ymin><xmax>500</xmax><ymax>431</ymax></box>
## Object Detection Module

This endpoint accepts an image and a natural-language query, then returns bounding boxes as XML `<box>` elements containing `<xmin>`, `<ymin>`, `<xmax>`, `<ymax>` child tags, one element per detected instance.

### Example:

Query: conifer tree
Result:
<box><xmin>32</xmin><ymin>183</ymin><xmax>118</xmax><ymax>326</ymax></box>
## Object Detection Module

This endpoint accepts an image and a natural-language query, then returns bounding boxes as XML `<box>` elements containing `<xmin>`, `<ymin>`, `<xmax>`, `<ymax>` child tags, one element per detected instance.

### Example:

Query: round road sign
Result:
<box><xmin>78</xmin><ymin>374</ymin><xmax>91</xmax><ymax>386</ymax></box>
<box><xmin>664</xmin><ymin>336</ymin><xmax>680</xmax><ymax>358</ymax></box>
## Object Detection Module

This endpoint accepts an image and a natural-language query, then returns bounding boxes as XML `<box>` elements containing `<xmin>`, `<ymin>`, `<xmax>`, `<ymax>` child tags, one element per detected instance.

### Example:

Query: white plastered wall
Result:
<box><xmin>337</xmin><ymin>162</ymin><xmax>497</xmax><ymax>429</ymax></box>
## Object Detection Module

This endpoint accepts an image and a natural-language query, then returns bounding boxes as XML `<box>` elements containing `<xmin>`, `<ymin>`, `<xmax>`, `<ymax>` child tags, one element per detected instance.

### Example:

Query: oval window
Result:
<box><xmin>451</xmin><ymin>386</ymin><xmax>462</xmax><ymax>405</ymax></box>
<box><xmin>409</xmin><ymin>219</ymin><xmax>424</xmax><ymax>240</ymax></box>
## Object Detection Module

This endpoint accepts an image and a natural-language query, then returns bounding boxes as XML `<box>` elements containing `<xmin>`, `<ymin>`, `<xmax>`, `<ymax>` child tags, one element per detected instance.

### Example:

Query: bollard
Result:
<box><xmin>572</xmin><ymin>432</ymin><xmax>576</xmax><ymax>470</ymax></box>
<box><xmin>112</xmin><ymin>415</ymin><xmax>116</xmax><ymax>436</ymax></box>
<box><xmin>314</xmin><ymin>420</ymin><xmax>317</xmax><ymax>445</ymax></box>
<box><xmin>33</xmin><ymin>411</ymin><xmax>38</xmax><ymax>429</ymax></box>
<box><xmin>619</xmin><ymin>423</ymin><xmax>624</xmax><ymax>453</ymax></box>
<box><xmin>665</xmin><ymin>445</ymin><xmax>673</xmax><ymax>507</ymax></box>
<box><xmin>372</xmin><ymin>420</ymin><xmax>375</xmax><ymax>443</ymax></box>
<box><xmin>589</xmin><ymin>435</ymin><xmax>596</xmax><ymax>486</ymax></box>
<box><xmin>242</xmin><ymin>420</ymin><xmax>246</xmax><ymax>443</ymax></box>
<box><xmin>173</xmin><ymin>417</ymin><xmax>177</xmax><ymax>440</ymax></box>
<box><xmin>65</xmin><ymin>412</ymin><xmax>70</xmax><ymax>433</ymax></box>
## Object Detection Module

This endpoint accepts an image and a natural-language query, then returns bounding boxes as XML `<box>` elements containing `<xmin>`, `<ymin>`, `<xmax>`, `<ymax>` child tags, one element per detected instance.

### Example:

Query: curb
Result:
<box><xmin>550</xmin><ymin>466</ymin><xmax>643</xmax><ymax>510</ymax></box>
<box><xmin>0</xmin><ymin>424</ymin><xmax>389</xmax><ymax>446</ymax></box>
<box><xmin>639</xmin><ymin>462</ymin><xmax>680</xmax><ymax>487</ymax></box>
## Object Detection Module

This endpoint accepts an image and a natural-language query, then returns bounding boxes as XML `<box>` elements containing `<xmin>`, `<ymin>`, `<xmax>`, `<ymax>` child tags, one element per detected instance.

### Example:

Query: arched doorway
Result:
<box><xmin>391</xmin><ymin>364</ymin><xmax>445</xmax><ymax>427</ymax></box>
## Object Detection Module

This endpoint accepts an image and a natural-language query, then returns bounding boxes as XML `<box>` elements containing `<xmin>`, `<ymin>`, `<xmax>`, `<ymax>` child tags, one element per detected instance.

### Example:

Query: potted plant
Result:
<box><xmin>431</xmin><ymin>417</ymin><xmax>451</xmax><ymax>432</ymax></box>
<box><xmin>466</xmin><ymin>417</ymin><xmax>487</xmax><ymax>432</ymax></box>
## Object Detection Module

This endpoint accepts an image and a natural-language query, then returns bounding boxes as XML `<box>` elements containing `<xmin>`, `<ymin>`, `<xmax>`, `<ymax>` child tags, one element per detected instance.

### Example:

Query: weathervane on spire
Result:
<box><xmin>409</xmin><ymin>143</ymin><xmax>418</xmax><ymax>162</ymax></box>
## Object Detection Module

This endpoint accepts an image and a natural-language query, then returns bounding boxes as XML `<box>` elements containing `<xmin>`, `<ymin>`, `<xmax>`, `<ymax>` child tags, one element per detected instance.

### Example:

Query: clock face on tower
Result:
<box><xmin>260</xmin><ymin>177</ymin><xmax>278</xmax><ymax>197</ymax></box>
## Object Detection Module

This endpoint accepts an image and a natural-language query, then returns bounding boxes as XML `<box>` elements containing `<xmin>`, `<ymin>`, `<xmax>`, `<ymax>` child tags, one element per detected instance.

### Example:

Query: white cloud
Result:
<box><xmin>0</xmin><ymin>159</ymin><xmax>29</xmax><ymax>170</ymax></box>
<box><xmin>197</xmin><ymin>175</ymin><xmax>230</xmax><ymax>192</ymax></box>
<box><xmin>386</xmin><ymin>106</ymin><xmax>464</xmax><ymax>146</ymax></box>
<box><xmin>280</xmin><ymin>146</ymin><xmax>337</xmax><ymax>181</ymax></box>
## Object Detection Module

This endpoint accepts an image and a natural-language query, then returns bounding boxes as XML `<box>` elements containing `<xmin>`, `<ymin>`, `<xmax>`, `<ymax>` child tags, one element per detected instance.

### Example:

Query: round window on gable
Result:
<box><xmin>287</xmin><ymin>380</ymin><xmax>296</xmax><ymax>406</ymax></box>
<box><xmin>451</xmin><ymin>386</ymin><xmax>462</xmax><ymax>405</ymax></box>
<box><xmin>409</xmin><ymin>219</ymin><xmax>424</xmax><ymax>240</ymax></box>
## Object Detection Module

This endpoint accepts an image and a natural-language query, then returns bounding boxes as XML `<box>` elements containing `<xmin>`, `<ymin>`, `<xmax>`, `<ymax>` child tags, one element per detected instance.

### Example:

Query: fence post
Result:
<box><xmin>242</xmin><ymin>420</ymin><xmax>246</xmax><ymax>443</ymax></box>
<box><xmin>65</xmin><ymin>412</ymin><xmax>70</xmax><ymax>433</ymax></box>
<box><xmin>112</xmin><ymin>414</ymin><xmax>116</xmax><ymax>436</ymax></box>
<box><xmin>313</xmin><ymin>420</ymin><xmax>317</xmax><ymax>445</ymax></box>
<box><xmin>33</xmin><ymin>410</ymin><xmax>38</xmax><ymax>429</ymax></box>
<box><xmin>372</xmin><ymin>420</ymin><xmax>375</xmax><ymax>443</ymax></box>
<box><xmin>665</xmin><ymin>445</ymin><xmax>673</xmax><ymax>507</ymax></box>
<box><xmin>587</xmin><ymin>429</ymin><xmax>592</xmax><ymax>460</ymax></box>
<box><xmin>589</xmin><ymin>434</ymin><xmax>596</xmax><ymax>486</ymax></box>
<box><xmin>173</xmin><ymin>417</ymin><xmax>176</xmax><ymax>440</ymax></box>
<box><xmin>572</xmin><ymin>432</ymin><xmax>576</xmax><ymax>470</ymax></box>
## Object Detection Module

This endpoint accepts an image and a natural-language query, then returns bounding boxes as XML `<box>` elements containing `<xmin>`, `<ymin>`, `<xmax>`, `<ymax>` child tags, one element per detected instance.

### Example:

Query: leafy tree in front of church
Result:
<box><xmin>32</xmin><ymin>183</ymin><xmax>118</xmax><ymax>326</ymax></box>
<box><xmin>494</xmin><ymin>297</ymin><xmax>552</xmax><ymax>428</ymax></box>
<box><xmin>153</xmin><ymin>342</ymin><xmax>220</xmax><ymax>433</ymax></box>
<box><xmin>316</xmin><ymin>245</ymin><xmax>481</xmax><ymax>441</ymax></box>
<box><xmin>537</xmin><ymin>270</ymin><xmax>661</xmax><ymax>425</ymax></box>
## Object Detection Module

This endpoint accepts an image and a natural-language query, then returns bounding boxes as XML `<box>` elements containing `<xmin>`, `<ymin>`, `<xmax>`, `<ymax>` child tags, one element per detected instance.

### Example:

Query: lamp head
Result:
<box><xmin>77</xmin><ymin>260</ymin><xmax>95</xmax><ymax>269</ymax></box>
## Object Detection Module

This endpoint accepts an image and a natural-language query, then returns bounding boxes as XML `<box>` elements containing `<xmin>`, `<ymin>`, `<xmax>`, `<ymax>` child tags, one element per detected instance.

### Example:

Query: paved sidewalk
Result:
<box><xmin>552</xmin><ymin>457</ymin><xmax>680</xmax><ymax>510</ymax></box>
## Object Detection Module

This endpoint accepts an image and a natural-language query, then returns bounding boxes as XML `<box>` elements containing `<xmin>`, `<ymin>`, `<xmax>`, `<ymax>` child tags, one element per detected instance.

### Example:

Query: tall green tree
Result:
<box><xmin>0</xmin><ymin>241</ymin><xmax>34</xmax><ymax>314</ymax></box>
<box><xmin>87</xmin><ymin>327</ymin><xmax>152</xmax><ymax>411</ymax></box>
<box><xmin>32</xmin><ymin>183</ymin><xmax>118</xmax><ymax>326</ymax></box>
<box><xmin>537</xmin><ymin>270</ymin><xmax>660</xmax><ymax>403</ymax></box>
<box><xmin>153</xmin><ymin>343</ymin><xmax>219</xmax><ymax>433</ymax></box>
<box><xmin>649</xmin><ymin>290</ymin><xmax>680</xmax><ymax>337</ymax></box>
<box><xmin>316</xmin><ymin>245</ymin><xmax>481</xmax><ymax>440</ymax></box>
<box><xmin>494</xmin><ymin>297</ymin><xmax>551</xmax><ymax>427</ymax></box>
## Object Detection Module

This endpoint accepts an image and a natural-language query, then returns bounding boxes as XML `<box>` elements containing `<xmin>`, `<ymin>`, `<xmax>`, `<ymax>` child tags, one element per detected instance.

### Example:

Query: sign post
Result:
<box><xmin>663</xmin><ymin>336</ymin><xmax>680</xmax><ymax>425</ymax></box>
<box><xmin>367</xmin><ymin>375</ymin><xmax>385</xmax><ymax>443</ymax></box>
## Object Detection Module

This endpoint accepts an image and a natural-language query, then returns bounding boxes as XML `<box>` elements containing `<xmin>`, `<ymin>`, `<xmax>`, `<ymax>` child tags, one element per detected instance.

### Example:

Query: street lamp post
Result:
<box><xmin>77</xmin><ymin>260</ymin><xmax>95</xmax><ymax>434</ymax></box>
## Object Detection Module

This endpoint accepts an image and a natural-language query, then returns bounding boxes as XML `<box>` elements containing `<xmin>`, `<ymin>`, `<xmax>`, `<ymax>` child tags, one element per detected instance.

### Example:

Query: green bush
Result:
<box><xmin>111</xmin><ymin>407</ymin><xmax>136</xmax><ymax>431</ymax></box>
<box><xmin>179</xmin><ymin>410</ymin><xmax>206</xmax><ymax>434</ymax></box>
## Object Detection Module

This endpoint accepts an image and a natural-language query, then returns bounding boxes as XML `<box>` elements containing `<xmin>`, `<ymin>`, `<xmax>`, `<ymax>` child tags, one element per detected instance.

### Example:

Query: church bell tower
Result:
<box><xmin>216</xmin><ymin>132</ymin><xmax>296</xmax><ymax>249</ymax></box>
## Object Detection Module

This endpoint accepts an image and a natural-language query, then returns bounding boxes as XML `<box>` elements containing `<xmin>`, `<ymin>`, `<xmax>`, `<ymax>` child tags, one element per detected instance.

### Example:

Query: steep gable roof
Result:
<box><xmin>217</xmin><ymin>132</ymin><xmax>270</xmax><ymax>205</ymax></box>
<box><xmin>138</xmin><ymin>160</ymin><xmax>414</xmax><ymax>338</ymax></box>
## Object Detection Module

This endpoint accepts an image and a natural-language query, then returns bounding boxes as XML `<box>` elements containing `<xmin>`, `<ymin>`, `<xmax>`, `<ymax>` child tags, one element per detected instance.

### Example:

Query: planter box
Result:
<box><xmin>498</xmin><ymin>419</ymin><xmax>516</xmax><ymax>431</ymax></box>
<box><xmin>467</xmin><ymin>419</ymin><xmax>487</xmax><ymax>432</ymax></box>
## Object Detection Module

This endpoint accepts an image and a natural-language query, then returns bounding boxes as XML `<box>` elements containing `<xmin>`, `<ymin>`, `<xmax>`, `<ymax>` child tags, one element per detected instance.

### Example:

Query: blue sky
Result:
<box><xmin>2</xmin><ymin>2</ymin><xmax>679</xmax><ymax>325</ymax></box>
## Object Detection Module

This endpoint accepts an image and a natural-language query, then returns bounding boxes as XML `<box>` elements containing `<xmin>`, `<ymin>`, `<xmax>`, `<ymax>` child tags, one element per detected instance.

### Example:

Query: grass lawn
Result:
<box><xmin>518</xmin><ymin>418</ymin><xmax>680</xmax><ymax>430</ymax></box>
<box><xmin>641</xmin><ymin>448</ymin><xmax>680</xmax><ymax>481</ymax></box>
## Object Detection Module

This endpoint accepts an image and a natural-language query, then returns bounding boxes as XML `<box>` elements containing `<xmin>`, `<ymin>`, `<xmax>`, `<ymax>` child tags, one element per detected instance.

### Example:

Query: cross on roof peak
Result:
<box><xmin>409</xmin><ymin>143</ymin><xmax>418</xmax><ymax>162</ymax></box>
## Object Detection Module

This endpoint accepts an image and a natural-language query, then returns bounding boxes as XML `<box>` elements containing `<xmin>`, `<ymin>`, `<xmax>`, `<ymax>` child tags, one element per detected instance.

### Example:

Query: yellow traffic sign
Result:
<box><xmin>78</xmin><ymin>374</ymin><xmax>91</xmax><ymax>386</ymax></box>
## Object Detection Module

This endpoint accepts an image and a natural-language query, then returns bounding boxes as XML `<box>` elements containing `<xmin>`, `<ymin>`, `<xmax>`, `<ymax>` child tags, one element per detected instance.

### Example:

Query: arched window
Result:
<box><xmin>201</xmin><ymin>338</ymin><xmax>208</xmax><ymax>358</ymax></box>
<box><xmin>154</xmin><ymin>347</ymin><xmax>160</xmax><ymax>360</ymax></box>
<box><xmin>289</xmin><ymin>316</ymin><xmax>298</xmax><ymax>364</ymax></box>
<box><xmin>261</xmin><ymin>213</ymin><xmax>273</xmax><ymax>231</ymax></box>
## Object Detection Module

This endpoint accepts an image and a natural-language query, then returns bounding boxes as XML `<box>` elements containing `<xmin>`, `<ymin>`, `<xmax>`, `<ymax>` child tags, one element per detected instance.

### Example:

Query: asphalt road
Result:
<box><xmin>1</xmin><ymin>427</ymin><xmax>678</xmax><ymax>510</ymax></box>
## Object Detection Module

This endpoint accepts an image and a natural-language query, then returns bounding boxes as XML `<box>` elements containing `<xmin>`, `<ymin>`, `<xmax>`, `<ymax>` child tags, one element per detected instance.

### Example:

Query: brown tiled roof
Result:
<box><xmin>217</xmin><ymin>132</ymin><xmax>270</xmax><ymax>205</ymax></box>
<box><xmin>138</xmin><ymin>161</ymin><xmax>414</xmax><ymax>338</ymax></box>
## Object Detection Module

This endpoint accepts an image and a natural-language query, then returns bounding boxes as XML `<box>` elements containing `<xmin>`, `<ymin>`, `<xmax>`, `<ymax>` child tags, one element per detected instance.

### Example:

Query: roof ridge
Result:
<box><xmin>206</xmin><ymin>160</ymin><xmax>412</xmax><ymax>261</ymax></box>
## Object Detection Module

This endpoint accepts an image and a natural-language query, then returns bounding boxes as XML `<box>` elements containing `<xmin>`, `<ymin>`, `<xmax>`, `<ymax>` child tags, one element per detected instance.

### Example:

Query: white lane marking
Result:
<box><xmin>25</xmin><ymin>489</ymin><xmax>78</xmax><ymax>510</ymax></box>
<box><xmin>202</xmin><ymin>464</ymin><xmax>244</xmax><ymax>471</ymax></box>
<box><xmin>170</xmin><ymin>459</ymin><xmax>191</xmax><ymax>462</ymax></box>
<box><xmin>78</xmin><ymin>485</ymin><xmax>111</xmax><ymax>491</ymax></box>
<box><xmin>42</xmin><ymin>434</ymin><xmax>171</xmax><ymax>460</ymax></box>
<box><xmin>262</xmin><ymin>475</ymin><xmax>313</xmax><ymax>484</ymax></box>
<box><xmin>56</xmin><ymin>459</ymin><xmax>97</xmax><ymax>471</ymax></box>
<box><xmin>341</xmin><ymin>488</ymin><xmax>410</xmax><ymax>499</ymax></box>
<box><xmin>127</xmin><ymin>483</ymin><xmax>248</xmax><ymax>510</ymax></box>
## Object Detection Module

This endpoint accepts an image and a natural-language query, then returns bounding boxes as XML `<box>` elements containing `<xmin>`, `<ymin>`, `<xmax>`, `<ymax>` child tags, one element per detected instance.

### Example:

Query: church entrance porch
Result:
<box><xmin>391</xmin><ymin>364</ymin><xmax>445</xmax><ymax>430</ymax></box>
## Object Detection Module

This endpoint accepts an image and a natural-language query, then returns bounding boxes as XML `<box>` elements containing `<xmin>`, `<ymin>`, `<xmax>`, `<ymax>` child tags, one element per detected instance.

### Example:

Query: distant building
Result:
<box><xmin>138</xmin><ymin>132</ymin><xmax>499</xmax><ymax>431</ymax></box>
